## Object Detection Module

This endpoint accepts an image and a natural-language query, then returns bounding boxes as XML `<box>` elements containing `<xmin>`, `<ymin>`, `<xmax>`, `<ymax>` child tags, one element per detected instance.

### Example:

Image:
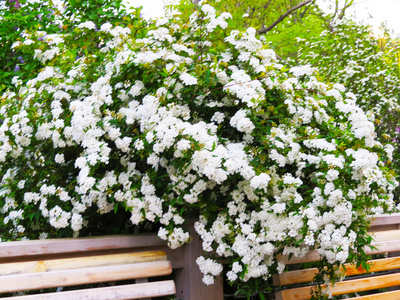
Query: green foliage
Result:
<box><xmin>173</xmin><ymin>0</ymin><xmax>326</xmax><ymax>58</ymax></box>
<box><xmin>0</xmin><ymin>1</ymin><xmax>399</xmax><ymax>298</ymax></box>
<box><xmin>0</xmin><ymin>0</ymin><xmax>58</xmax><ymax>92</ymax></box>
<box><xmin>297</xmin><ymin>19</ymin><xmax>400</xmax><ymax>198</ymax></box>
<box><xmin>0</xmin><ymin>0</ymin><xmax>133</xmax><ymax>93</ymax></box>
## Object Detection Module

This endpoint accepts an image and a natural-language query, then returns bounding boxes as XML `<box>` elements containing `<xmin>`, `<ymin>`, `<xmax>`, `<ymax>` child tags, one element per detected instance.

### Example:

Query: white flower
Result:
<box><xmin>211</xmin><ymin>112</ymin><xmax>225</xmax><ymax>124</ymax></box>
<box><xmin>78</xmin><ymin>21</ymin><xmax>96</xmax><ymax>30</ymax></box>
<box><xmin>289</xmin><ymin>65</ymin><xmax>315</xmax><ymax>77</ymax></box>
<box><xmin>37</xmin><ymin>67</ymin><xmax>55</xmax><ymax>81</ymax></box>
<box><xmin>326</xmin><ymin>169</ymin><xmax>339</xmax><ymax>181</ymax></box>
<box><xmin>23</xmin><ymin>39</ymin><xmax>34</xmax><ymax>45</ymax></box>
<box><xmin>55</xmin><ymin>154</ymin><xmax>65</xmax><ymax>164</ymax></box>
<box><xmin>230</xmin><ymin>110</ymin><xmax>255</xmax><ymax>134</ymax></box>
<box><xmin>100</xmin><ymin>23</ymin><xmax>113</xmax><ymax>32</ymax></box>
<box><xmin>179</xmin><ymin>73</ymin><xmax>198</xmax><ymax>85</ymax></box>
<box><xmin>250</xmin><ymin>173</ymin><xmax>271</xmax><ymax>190</ymax></box>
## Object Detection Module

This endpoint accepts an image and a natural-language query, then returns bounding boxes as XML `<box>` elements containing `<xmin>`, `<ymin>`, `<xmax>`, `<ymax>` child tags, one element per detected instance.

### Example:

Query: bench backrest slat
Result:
<box><xmin>274</xmin><ymin>256</ymin><xmax>400</xmax><ymax>286</ymax></box>
<box><xmin>0</xmin><ymin>235</ymin><xmax>165</xmax><ymax>258</ymax></box>
<box><xmin>0</xmin><ymin>260</ymin><xmax>172</xmax><ymax>293</ymax></box>
<box><xmin>350</xmin><ymin>289</ymin><xmax>400</xmax><ymax>300</ymax></box>
<box><xmin>277</xmin><ymin>230</ymin><xmax>400</xmax><ymax>265</ymax></box>
<box><xmin>0</xmin><ymin>251</ymin><xmax>167</xmax><ymax>276</ymax></box>
<box><xmin>370</xmin><ymin>213</ymin><xmax>400</xmax><ymax>227</ymax></box>
<box><xmin>0</xmin><ymin>280</ymin><xmax>176</xmax><ymax>300</ymax></box>
<box><xmin>276</xmin><ymin>272</ymin><xmax>400</xmax><ymax>300</ymax></box>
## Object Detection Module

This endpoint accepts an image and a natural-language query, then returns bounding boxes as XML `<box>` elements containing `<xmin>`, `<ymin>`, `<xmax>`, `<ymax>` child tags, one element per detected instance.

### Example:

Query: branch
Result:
<box><xmin>311</xmin><ymin>6</ymin><xmax>333</xmax><ymax>32</ymax></box>
<box><xmin>338</xmin><ymin>0</ymin><xmax>355</xmax><ymax>20</ymax></box>
<box><xmin>257</xmin><ymin>0</ymin><xmax>312</xmax><ymax>34</ymax></box>
<box><xmin>263</xmin><ymin>0</ymin><xmax>274</xmax><ymax>10</ymax></box>
<box><xmin>299</xmin><ymin>6</ymin><xmax>310</xmax><ymax>20</ymax></box>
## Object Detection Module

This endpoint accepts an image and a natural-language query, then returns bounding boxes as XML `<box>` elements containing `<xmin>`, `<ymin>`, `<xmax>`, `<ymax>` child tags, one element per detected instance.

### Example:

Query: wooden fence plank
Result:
<box><xmin>0</xmin><ymin>251</ymin><xmax>167</xmax><ymax>276</ymax></box>
<box><xmin>350</xmin><ymin>289</ymin><xmax>400</xmax><ymax>299</ymax></box>
<box><xmin>0</xmin><ymin>261</ymin><xmax>172</xmax><ymax>293</ymax></box>
<box><xmin>370</xmin><ymin>214</ymin><xmax>400</xmax><ymax>227</ymax></box>
<box><xmin>274</xmin><ymin>256</ymin><xmax>400</xmax><ymax>286</ymax></box>
<box><xmin>372</xmin><ymin>230</ymin><xmax>400</xmax><ymax>242</ymax></box>
<box><xmin>278</xmin><ymin>236</ymin><xmax>400</xmax><ymax>265</ymax></box>
<box><xmin>0</xmin><ymin>280</ymin><xmax>176</xmax><ymax>300</ymax></box>
<box><xmin>0</xmin><ymin>235</ymin><xmax>166</xmax><ymax>258</ymax></box>
<box><xmin>277</xmin><ymin>272</ymin><xmax>400</xmax><ymax>300</ymax></box>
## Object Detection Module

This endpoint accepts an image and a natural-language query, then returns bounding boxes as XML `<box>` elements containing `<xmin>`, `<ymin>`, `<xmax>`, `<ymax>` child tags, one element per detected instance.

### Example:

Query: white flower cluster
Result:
<box><xmin>0</xmin><ymin>3</ymin><xmax>396</xmax><ymax>289</ymax></box>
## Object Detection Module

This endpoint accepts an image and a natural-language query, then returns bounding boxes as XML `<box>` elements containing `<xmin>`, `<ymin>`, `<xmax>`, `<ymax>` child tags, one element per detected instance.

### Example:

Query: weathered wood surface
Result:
<box><xmin>0</xmin><ymin>280</ymin><xmax>176</xmax><ymax>300</ymax></box>
<box><xmin>276</xmin><ymin>272</ymin><xmax>400</xmax><ymax>300</ymax></box>
<box><xmin>0</xmin><ymin>251</ymin><xmax>167</xmax><ymax>276</ymax></box>
<box><xmin>175</xmin><ymin>219</ymin><xmax>224</xmax><ymax>300</ymax></box>
<box><xmin>277</xmin><ymin>229</ymin><xmax>400</xmax><ymax>265</ymax></box>
<box><xmin>0</xmin><ymin>235</ymin><xmax>166</xmax><ymax>258</ymax></box>
<box><xmin>351</xmin><ymin>289</ymin><xmax>400</xmax><ymax>299</ymax></box>
<box><xmin>274</xmin><ymin>256</ymin><xmax>400</xmax><ymax>286</ymax></box>
<box><xmin>370</xmin><ymin>213</ymin><xmax>400</xmax><ymax>227</ymax></box>
<box><xmin>0</xmin><ymin>261</ymin><xmax>172</xmax><ymax>293</ymax></box>
<box><xmin>0</xmin><ymin>226</ymin><xmax>220</xmax><ymax>299</ymax></box>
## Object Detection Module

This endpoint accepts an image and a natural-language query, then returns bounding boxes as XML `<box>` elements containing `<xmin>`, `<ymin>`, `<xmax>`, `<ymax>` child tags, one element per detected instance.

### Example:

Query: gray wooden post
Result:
<box><xmin>174</xmin><ymin>220</ymin><xmax>224</xmax><ymax>300</ymax></box>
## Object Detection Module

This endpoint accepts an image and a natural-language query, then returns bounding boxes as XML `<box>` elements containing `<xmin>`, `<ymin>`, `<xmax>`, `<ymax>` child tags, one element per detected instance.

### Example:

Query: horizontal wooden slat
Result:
<box><xmin>274</xmin><ymin>256</ymin><xmax>400</xmax><ymax>286</ymax></box>
<box><xmin>370</xmin><ymin>214</ymin><xmax>400</xmax><ymax>227</ymax></box>
<box><xmin>0</xmin><ymin>261</ymin><xmax>172</xmax><ymax>293</ymax></box>
<box><xmin>276</xmin><ymin>272</ymin><xmax>400</xmax><ymax>300</ymax></box>
<box><xmin>0</xmin><ymin>251</ymin><xmax>167</xmax><ymax>276</ymax></box>
<box><xmin>350</xmin><ymin>289</ymin><xmax>400</xmax><ymax>299</ymax></box>
<box><xmin>278</xmin><ymin>231</ymin><xmax>400</xmax><ymax>265</ymax></box>
<box><xmin>372</xmin><ymin>230</ymin><xmax>400</xmax><ymax>242</ymax></box>
<box><xmin>0</xmin><ymin>235</ymin><xmax>166</xmax><ymax>258</ymax></box>
<box><xmin>0</xmin><ymin>280</ymin><xmax>176</xmax><ymax>300</ymax></box>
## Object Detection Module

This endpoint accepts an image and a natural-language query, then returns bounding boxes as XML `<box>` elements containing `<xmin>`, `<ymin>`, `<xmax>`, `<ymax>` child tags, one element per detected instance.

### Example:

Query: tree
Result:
<box><xmin>175</xmin><ymin>0</ymin><xmax>358</xmax><ymax>58</ymax></box>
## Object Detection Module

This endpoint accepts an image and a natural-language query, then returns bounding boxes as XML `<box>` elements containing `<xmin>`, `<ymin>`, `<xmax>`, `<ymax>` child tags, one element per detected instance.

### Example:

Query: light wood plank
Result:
<box><xmin>367</xmin><ymin>240</ymin><xmax>400</xmax><ymax>255</ymax></box>
<box><xmin>370</xmin><ymin>214</ymin><xmax>400</xmax><ymax>227</ymax></box>
<box><xmin>277</xmin><ymin>272</ymin><xmax>400</xmax><ymax>300</ymax></box>
<box><xmin>278</xmin><ymin>238</ymin><xmax>400</xmax><ymax>265</ymax></box>
<box><xmin>0</xmin><ymin>251</ymin><xmax>167</xmax><ymax>276</ymax></box>
<box><xmin>372</xmin><ymin>230</ymin><xmax>400</xmax><ymax>243</ymax></box>
<box><xmin>274</xmin><ymin>256</ymin><xmax>400</xmax><ymax>286</ymax></box>
<box><xmin>0</xmin><ymin>235</ymin><xmax>166</xmax><ymax>258</ymax></box>
<box><xmin>0</xmin><ymin>261</ymin><xmax>172</xmax><ymax>293</ymax></box>
<box><xmin>0</xmin><ymin>280</ymin><xmax>176</xmax><ymax>300</ymax></box>
<box><xmin>350</xmin><ymin>289</ymin><xmax>400</xmax><ymax>299</ymax></box>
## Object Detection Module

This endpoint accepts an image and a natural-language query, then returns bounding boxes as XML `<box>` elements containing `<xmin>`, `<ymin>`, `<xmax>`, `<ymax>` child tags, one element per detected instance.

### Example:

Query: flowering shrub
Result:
<box><xmin>297</xmin><ymin>20</ymin><xmax>400</xmax><ymax>199</ymax></box>
<box><xmin>0</xmin><ymin>0</ymin><xmax>132</xmax><ymax>93</ymax></box>
<box><xmin>0</xmin><ymin>2</ymin><xmax>398</xmax><ymax>296</ymax></box>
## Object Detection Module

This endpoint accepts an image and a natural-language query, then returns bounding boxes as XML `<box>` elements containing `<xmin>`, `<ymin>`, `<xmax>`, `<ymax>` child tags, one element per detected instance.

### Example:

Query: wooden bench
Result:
<box><xmin>274</xmin><ymin>213</ymin><xmax>400</xmax><ymax>300</ymax></box>
<box><xmin>0</xmin><ymin>235</ymin><xmax>176</xmax><ymax>299</ymax></box>
<box><xmin>0</xmin><ymin>223</ymin><xmax>224</xmax><ymax>300</ymax></box>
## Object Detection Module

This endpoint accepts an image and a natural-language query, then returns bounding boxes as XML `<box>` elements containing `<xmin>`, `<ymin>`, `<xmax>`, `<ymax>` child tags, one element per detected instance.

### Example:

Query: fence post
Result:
<box><xmin>175</xmin><ymin>219</ymin><xmax>224</xmax><ymax>300</ymax></box>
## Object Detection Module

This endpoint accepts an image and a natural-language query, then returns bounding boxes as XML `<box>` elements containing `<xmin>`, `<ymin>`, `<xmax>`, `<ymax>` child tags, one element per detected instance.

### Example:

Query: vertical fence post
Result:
<box><xmin>175</xmin><ymin>219</ymin><xmax>224</xmax><ymax>300</ymax></box>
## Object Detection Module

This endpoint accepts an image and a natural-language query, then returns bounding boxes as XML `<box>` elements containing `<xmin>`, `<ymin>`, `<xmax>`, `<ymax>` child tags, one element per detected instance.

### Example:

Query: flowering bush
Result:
<box><xmin>0</xmin><ymin>0</ymin><xmax>132</xmax><ymax>93</ymax></box>
<box><xmin>0</xmin><ymin>2</ymin><xmax>397</xmax><ymax>296</ymax></box>
<box><xmin>297</xmin><ymin>20</ymin><xmax>400</xmax><ymax>199</ymax></box>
